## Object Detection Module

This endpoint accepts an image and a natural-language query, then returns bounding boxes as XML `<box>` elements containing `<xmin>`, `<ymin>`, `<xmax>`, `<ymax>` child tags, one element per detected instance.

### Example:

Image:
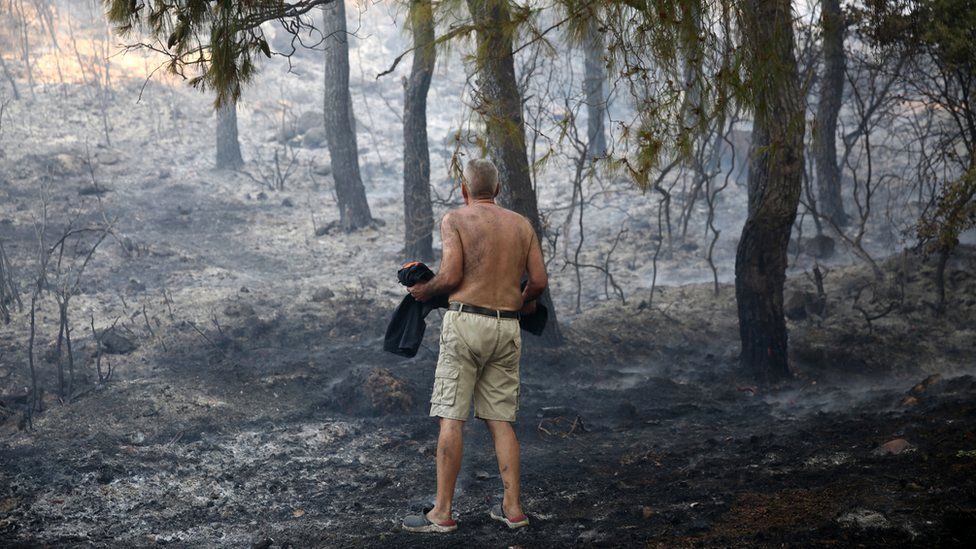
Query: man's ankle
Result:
<box><xmin>502</xmin><ymin>498</ymin><xmax>523</xmax><ymax>518</ymax></box>
<box><xmin>427</xmin><ymin>507</ymin><xmax>453</xmax><ymax>523</ymax></box>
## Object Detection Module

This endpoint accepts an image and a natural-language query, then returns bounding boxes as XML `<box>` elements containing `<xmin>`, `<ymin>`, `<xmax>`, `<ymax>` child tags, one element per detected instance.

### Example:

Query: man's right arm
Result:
<box><xmin>521</xmin><ymin>227</ymin><xmax>547</xmax><ymax>309</ymax></box>
<box><xmin>408</xmin><ymin>212</ymin><xmax>463</xmax><ymax>302</ymax></box>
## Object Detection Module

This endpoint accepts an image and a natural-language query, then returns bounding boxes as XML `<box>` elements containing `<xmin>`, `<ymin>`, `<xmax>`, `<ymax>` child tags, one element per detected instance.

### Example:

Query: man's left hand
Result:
<box><xmin>408</xmin><ymin>281</ymin><xmax>433</xmax><ymax>302</ymax></box>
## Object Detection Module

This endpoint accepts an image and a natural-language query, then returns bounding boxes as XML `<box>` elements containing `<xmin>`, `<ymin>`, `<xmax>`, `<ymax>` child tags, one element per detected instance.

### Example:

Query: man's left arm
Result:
<box><xmin>409</xmin><ymin>213</ymin><xmax>463</xmax><ymax>302</ymax></box>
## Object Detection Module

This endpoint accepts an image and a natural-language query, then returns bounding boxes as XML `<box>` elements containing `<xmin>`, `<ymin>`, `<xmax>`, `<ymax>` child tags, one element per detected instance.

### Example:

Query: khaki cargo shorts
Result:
<box><xmin>429</xmin><ymin>307</ymin><xmax>521</xmax><ymax>422</ymax></box>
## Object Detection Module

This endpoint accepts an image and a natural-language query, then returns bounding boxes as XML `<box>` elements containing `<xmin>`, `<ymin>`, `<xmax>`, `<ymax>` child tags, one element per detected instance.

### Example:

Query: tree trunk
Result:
<box><xmin>0</xmin><ymin>54</ymin><xmax>20</xmax><ymax>100</ymax></box>
<box><xmin>402</xmin><ymin>0</ymin><xmax>436</xmax><ymax>261</ymax></box>
<box><xmin>466</xmin><ymin>0</ymin><xmax>563</xmax><ymax>346</ymax></box>
<box><xmin>582</xmin><ymin>16</ymin><xmax>607</xmax><ymax>158</ymax></box>
<box><xmin>215</xmin><ymin>102</ymin><xmax>244</xmax><ymax>170</ymax></box>
<box><xmin>322</xmin><ymin>0</ymin><xmax>373</xmax><ymax>231</ymax></box>
<box><xmin>735</xmin><ymin>0</ymin><xmax>805</xmax><ymax>384</ymax></box>
<box><xmin>812</xmin><ymin>0</ymin><xmax>849</xmax><ymax>227</ymax></box>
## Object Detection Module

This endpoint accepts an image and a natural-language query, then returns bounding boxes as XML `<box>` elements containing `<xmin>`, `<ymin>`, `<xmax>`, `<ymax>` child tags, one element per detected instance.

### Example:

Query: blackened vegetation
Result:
<box><xmin>2</xmin><ymin>248</ymin><xmax>975</xmax><ymax>546</ymax></box>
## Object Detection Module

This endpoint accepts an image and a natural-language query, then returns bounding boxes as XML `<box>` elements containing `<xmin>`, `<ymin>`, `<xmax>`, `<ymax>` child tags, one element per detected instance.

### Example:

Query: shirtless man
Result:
<box><xmin>401</xmin><ymin>158</ymin><xmax>548</xmax><ymax>533</ymax></box>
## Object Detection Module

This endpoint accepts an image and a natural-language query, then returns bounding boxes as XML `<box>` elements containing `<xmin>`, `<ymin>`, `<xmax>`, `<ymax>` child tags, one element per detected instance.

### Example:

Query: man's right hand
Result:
<box><xmin>409</xmin><ymin>281</ymin><xmax>434</xmax><ymax>302</ymax></box>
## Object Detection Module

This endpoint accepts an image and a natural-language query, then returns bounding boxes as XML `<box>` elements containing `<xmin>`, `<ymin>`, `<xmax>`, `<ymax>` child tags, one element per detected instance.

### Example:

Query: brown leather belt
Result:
<box><xmin>449</xmin><ymin>302</ymin><xmax>520</xmax><ymax>319</ymax></box>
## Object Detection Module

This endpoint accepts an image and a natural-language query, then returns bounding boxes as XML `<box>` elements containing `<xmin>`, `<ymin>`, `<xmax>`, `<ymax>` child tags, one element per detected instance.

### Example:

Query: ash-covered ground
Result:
<box><xmin>1</xmin><ymin>239</ymin><xmax>975</xmax><ymax>547</ymax></box>
<box><xmin>2</xmin><ymin>4</ymin><xmax>976</xmax><ymax>548</ymax></box>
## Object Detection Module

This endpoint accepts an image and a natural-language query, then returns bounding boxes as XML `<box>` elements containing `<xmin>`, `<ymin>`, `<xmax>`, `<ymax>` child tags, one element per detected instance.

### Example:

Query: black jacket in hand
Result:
<box><xmin>383</xmin><ymin>261</ymin><xmax>547</xmax><ymax>358</ymax></box>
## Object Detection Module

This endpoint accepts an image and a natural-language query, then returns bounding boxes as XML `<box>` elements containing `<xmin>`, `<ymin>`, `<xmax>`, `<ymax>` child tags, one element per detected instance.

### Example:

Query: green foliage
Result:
<box><xmin>589</xmin><ymin>0</ymin><xmax>747</xmax><ymax>187</ymax></box>
<box><xmin>102</xmin><ymin>0</ymin><xmax>309</xmax><ymax>107</ymax></box>
<box><xmin>852</xmin><ymin>0</ymin><xmax>976</xmax><ymax>69</ymax></box>
<box><xmin>918</xmin><ymin>164</ymin><xmax>976</xmax><ymax>254</ymax></box>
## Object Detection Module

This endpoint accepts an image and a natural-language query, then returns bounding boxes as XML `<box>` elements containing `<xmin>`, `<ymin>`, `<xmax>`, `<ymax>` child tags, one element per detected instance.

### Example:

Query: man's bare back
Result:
<box><xmin>444</xmin><ymin>202</ymin><xmax>534</xmax><ymax>311</ymax></box>
<box><xmin>408</xmin><ymin>198</ymin><xmax>547</xmax><ymax>314</ymax></box>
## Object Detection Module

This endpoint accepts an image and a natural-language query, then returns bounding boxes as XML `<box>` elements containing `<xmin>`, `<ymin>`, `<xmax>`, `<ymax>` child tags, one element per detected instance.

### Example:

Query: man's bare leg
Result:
<box><xmin>428</xmin><ymin>418</ymin><xmax>464</xmax><ymax>523</ymax></box>
<box><xmin>485</xmin><ymin>419</ymin><xmax>524</xmax><ymax>518</ymax></box>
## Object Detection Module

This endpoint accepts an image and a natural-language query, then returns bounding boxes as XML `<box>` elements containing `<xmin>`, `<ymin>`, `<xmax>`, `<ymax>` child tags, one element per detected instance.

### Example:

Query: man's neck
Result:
<box><xmin>469</xmin><ymin>197</ymin><xmax>496</xmax><ymax>206</ymax></box>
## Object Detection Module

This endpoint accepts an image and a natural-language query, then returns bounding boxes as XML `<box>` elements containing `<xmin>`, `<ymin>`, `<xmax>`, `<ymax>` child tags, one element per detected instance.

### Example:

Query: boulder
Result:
<box><xmin>874</xmin><ymin>438</ymin><xmax>912</xmax><ymax>456</ymax></box>
<box><xmin>223</xmin><ymin>302</ymin><xmax>256</xmax><ymax>318</ymax></box>
<box><xmin>784</xmin><ymin>290</ymin><xmax>825</xmax><ymax>320</ymax></box>
<box><xmin>295</xmin><ymin>111</ymin><xmax>323</xmax><ymax>135</ymax></box>
<box><xmin>838</xmin><ymin>509</ymin><xmax>891</xmax><ymax>530</ymax></box>
<box><xmin>100</xmin><ymin>328</ymin><xmax>136</xmax><ymax>355</ymax></box>
<box><xmin>311</xmin><ymin>288</ymin><xmax>335</xmax><ymax>302</ymax></box>
<box><xmin>311</xmin><ymin>163</ymin><xmax>332</xmax><ymax>176</ymax></box>
<box><xmin>302</xmin><ymin>126</ymin><xmax>326</xmax><ymax>148</ymax></box>
<box><xmin>96</xmin><ymin>150</ymin><xmax>123</xmax><ymax>166</ymax></box>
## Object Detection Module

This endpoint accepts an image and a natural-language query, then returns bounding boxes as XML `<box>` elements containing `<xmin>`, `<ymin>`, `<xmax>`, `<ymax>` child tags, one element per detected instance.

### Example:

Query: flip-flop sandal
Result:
<box><xmin>402</xmin><ymin>508</ymin><xmax>458</xmax><ymax>533</ymax></box>
<box><xmin>489</xmin><ymin>502</ymin><xmax>529</xmax><ymax>529</ymax></box>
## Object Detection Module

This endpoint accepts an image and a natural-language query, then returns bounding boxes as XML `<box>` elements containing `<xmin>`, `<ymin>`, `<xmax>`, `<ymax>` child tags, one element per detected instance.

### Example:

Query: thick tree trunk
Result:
<box><xmin>735</xmin><ymin>0</ymin><xmax>805</xmax><ymax>384</ymax></box>
<box><xmin>466</xmin><ymin>0</ymin><xmax>563</xmax><ymax>346</ymax></box>
<box><xmin>582</xmin><ymin>16</ymin><xmax>607</xmax><ymax>158</ymax></box>
<box><xmin>322</xmin><ymin>1</ymin><xmax>373</xmax><ymax>231</ymax></box>
<box><xmin>813</xmin><ymin>0</ymin><xmax>848</xmax><ymax>228</ymax></box>
<box><xmin>402</xmin><ymin>0</ymin><xmax>436</xmax><ymax>261</ymax></box>
<box><xmin>215</xmin><ymin>102</ymin><xmax>244</xmax><ymax>170</ymax></box>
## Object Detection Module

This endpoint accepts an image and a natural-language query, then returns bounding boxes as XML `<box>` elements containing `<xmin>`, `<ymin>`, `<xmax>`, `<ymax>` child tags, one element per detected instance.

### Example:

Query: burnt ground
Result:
<box><xmin>1</xmin><ymin>16</ymin><xmax>975</xmax><ymax>545</ymax></box>
<box><xmin>2</xmin><ymin>246</ymin><xmax>976</xmax><ymax>548</ymax></box>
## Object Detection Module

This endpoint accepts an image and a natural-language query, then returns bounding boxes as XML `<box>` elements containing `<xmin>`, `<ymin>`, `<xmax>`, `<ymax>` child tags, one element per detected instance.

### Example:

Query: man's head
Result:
<box><xmin>462</xmin><ymin>158</ymin><xmax>499</xmax><ymax>201</ymax></box>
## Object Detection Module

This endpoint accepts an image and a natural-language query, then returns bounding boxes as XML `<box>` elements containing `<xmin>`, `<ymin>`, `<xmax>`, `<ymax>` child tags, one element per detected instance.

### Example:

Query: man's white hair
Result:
<box><xmin>463</xmin><ymin>158</ymin><xmax>499</xmax><ymax>198</ymax></box>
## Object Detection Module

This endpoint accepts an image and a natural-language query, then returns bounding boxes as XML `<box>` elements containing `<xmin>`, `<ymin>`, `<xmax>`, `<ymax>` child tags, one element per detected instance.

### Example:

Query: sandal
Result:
<box><xmin>402</xmin><ymin>508</ymin><xmax>458</xmax><ymax>533</ymax></box>
<box><xmin>489</xmin><ymin>502</ymin><xmax>529</xmax><ymax>529</ymax></box>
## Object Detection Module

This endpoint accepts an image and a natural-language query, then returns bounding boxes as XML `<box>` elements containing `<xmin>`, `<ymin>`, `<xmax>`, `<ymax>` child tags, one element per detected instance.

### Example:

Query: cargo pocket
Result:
<box><xmin>430</xmin><ymin>362</ymin><xmax>460</xmax><ymax>406</ymax></box>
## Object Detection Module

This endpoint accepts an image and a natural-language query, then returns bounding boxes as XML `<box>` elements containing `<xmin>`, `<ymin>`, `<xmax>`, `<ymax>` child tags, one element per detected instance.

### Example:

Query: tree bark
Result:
<box><xmin>735</xmin><ymin>0</ymin><xmax>805</xmax><ymax>384</ymax></box>
<box><xmin>582</xmin><ymin>16</ymin><xmax>607</xmax><ymax>158</ymax></box>
<box><xmin>466</xmin><ymin>0</ymin><xmax>563</xmax><ymax>346</ymax></box>
<box><xmin>813</xmin><ymin>0</ymin><xmax>849</xmax><ymax>227</ymax></box>
<box><xmin>402</xmin><ymin>0</ymin><xmax>436</xmax><ymax>261</ymax></box>
<box><xmin>216</xmin><ymin>102</ymin><xmax>244</xmax><ymax>170</ymax></box>
<box><xmin>322</xmin><ymin>0</ymin><xmax>373</xmax><ymax>231</ymax></box>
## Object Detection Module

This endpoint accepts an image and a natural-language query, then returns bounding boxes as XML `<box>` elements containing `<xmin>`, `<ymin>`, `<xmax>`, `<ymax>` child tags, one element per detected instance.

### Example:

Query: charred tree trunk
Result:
<box><xmin>216</xmin><ymin>102</ymin><xmax>244</xmax><ymax>170</ymax></box>
<box><xmin>466</xmin><ymin>0</ymin><xmax>563</xmax><ymax>346</ymax></box>
<box><xmin>812</xmin><ymin>0</ymin><xmax>848</xmax><ymax>227</ymax></box>
<box><xmin>582</xmin><ymin>16</ymin><xmax>607</xmax><ymax>158</ymax></box>
<box><xmin>322</xmin><ymin>1</ymin><xmax>373</xmax><ymax>231</ymax></box>
<box><xmin>402</xmin><ymin>0</ymin><xmax>436</xmax><ymax>261</ymax></box>
<box><xmin>735</xmin><ymin>0</ymin><xmax>805</xmax><ymax>384</ymax></box>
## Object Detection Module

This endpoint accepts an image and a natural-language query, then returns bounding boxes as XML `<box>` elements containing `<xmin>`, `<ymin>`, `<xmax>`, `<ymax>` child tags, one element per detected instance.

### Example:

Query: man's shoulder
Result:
<box><xmin>489</xmin><ymin>205</ymin><xmax>529</xmax><ymax>223</ymax></box>
<box><xmin>440</xmin><ymin>209</ymin><xmax>461</xmax><ymax>225</ymax></box>
<box><xmin>506</xmin><ymin>209</ymin><xmax>534</xmax><ymax>233</ymax></box>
